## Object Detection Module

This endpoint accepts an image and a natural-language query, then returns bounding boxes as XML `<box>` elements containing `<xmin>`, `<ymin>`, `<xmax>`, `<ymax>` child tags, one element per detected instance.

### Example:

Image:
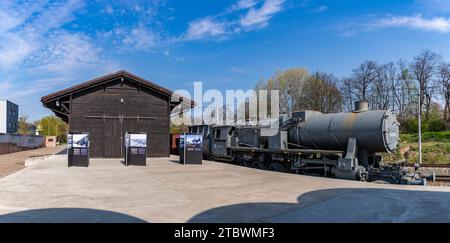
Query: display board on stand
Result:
<box><xmin>124</xmin><ymin>133</ymin><xmax>147</xmax><ymax>166</ymax></box>
<box><xmin>68</xmin><ymin>133</ymin><xmax>90</xmax><ymax>167</ymax></box>
<box><xmin>179</xmin><ymin>133</ymin><xmax>203</xmax><ymax>165</ymax></box>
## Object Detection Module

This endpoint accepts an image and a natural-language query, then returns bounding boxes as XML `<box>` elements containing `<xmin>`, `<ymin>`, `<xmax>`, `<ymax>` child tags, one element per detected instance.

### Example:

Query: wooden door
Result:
<box><xmin>104</xmin><ymin>118</ymin><xmax>122</xmax><ymax>158</ymax></box>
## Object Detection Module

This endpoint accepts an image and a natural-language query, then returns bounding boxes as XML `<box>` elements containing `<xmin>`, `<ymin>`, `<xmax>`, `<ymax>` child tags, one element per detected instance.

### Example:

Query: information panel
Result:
<box><xmin>125</xmin><ymin>133</ymin><xmax>147</xmax><ymax>166</ymax></box>
<box><xmin>68</xmin><ymin>133</ymin><xmax>90</xmax><ymax>167</ymax></box>
<box><xmin>180</xmin><ymin>133</ymin><xmax>203</xmax><ymax>165</ymax></box>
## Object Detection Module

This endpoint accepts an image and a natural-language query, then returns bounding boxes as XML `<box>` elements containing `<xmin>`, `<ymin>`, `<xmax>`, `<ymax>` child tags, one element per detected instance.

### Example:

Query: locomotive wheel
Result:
<box><xmin>251</xmin><ymin>161</ymin><xmax>266</xmax><ymax>170</ymax></box>
<box><xmin>239</xmin><ymin>160</ymin><xmax>252</xmax><ymax>167</ymax></box>
<box><xmin>268</xmin><ymin>162</ymin><xmax>287</xmax><ymax>173</ymax></box>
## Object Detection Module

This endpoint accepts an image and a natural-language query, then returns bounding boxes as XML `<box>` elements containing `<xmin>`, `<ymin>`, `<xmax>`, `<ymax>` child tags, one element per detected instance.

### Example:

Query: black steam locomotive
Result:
<box><xmin>188</xmin><ymin>105</ymin><xmax>424</xmax><ymax>185</ymax></box>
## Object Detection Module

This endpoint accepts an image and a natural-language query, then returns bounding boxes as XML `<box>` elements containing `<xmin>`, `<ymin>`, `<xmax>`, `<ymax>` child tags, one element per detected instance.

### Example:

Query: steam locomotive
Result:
<box><xmin>188</xmin><ymin>102</ymin><xmax>424</xmax><ymax>185</ymax></box>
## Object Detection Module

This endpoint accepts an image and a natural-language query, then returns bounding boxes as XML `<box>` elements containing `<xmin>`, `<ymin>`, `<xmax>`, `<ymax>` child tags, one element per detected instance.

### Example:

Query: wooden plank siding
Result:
<box><xmin>68</xmin><ymin>79</ymin><xmax>170</xmax><ymax>158</ymax></box>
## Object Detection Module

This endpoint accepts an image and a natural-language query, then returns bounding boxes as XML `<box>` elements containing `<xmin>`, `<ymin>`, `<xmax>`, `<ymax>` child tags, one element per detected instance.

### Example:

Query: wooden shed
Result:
<box><xmin>41</xmin><ymin>70</ymin><xmax>192</xmax><ymax>158</ymax></box>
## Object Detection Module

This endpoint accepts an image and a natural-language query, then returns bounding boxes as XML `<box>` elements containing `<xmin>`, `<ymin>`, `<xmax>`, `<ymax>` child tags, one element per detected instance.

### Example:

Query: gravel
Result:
<box><xmin>0</xmin><ymin>146</ymin><xmax>64</xmax><ymax>178</ymax></box>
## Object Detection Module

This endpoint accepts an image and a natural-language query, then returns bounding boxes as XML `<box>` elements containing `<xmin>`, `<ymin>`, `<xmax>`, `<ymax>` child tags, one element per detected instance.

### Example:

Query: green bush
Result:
<box><xmin>402</xmin><ymin>114</ymin><xmax>446</xmax><ymax>133</ymax></box>
<box><xmin>400</xmin><ymin>131</ymin><xmax>450</xmax><ymax>142</ymax></box>
<box><xmin>428</xmin><ymin>117</ymin><xmax>446</xmax><ymax>132</ymax></box>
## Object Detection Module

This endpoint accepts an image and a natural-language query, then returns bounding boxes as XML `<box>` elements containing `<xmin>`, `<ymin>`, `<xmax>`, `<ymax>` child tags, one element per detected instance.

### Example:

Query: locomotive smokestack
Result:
<box><xmin>353</xmin><ymin>101</ymin><xmax>369</xmax><ymax>112</ymax></box>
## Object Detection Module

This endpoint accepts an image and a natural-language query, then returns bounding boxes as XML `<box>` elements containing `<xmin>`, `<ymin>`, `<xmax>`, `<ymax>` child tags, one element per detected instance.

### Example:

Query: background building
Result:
<box><xmin>0</xmin><ymin>100</ymin><xmax>19</xmax><ymax>134</ymax></box>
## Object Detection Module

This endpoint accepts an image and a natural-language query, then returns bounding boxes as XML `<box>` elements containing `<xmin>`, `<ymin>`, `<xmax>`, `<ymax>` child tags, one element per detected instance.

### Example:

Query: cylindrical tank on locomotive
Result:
<box><xmin>287</xmin><ymin>108</ymin><xmax>399</xmax><ymax>153</ymax></box>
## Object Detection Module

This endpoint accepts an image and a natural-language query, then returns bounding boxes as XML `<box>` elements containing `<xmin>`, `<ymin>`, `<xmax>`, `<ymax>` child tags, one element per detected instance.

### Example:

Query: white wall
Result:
<box><xmin>0</xmin><ymin>101</ymin><xmax>6</xmax><ymax>134</ymax></box>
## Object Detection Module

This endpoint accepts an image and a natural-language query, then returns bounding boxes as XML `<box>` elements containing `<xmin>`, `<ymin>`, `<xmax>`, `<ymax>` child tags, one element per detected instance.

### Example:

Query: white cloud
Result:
<box><xmin>0</xmin><ymin>0</ymin><xmax>48</xmax><ymax>34</ymax></box>
<box><xmin>231</xmin><ymin>0</ymin><xmax>259</xmax><ymax>11</ymax></box>
<box><xmin>240</xmin><ymin>0</ymin><xmax>285</xmax><ymax>29</ymax></box>
<box><xmin>121</xmin><ymin>25</ymin><xmax>160</xmax><ymax>51</ymax></box>
<box><xmin>28</xmin><ymin>0</ymin><xmax>85</xmax><ymax>33</ymax></box>
<box><xmin>373</xmin><ymin>15</ymin><xmax>450</xmax><ymax>32</ymax></box>
<box><xmin>0</xmin><ymin>76</ymin><xmax>73</xmax><ymax>101</ymax></box>
<box><xmin>104</xmin><ymin>5</ymin><xmax>114</xmax><ymax>14</ymax></box>
<box><xmin>182</xmin><ymin>0</ymin><xmax>285</xmax><ymax>41</ymax></box>
<box><xmin>0</xmin><ymin>0</ymin><xmax>90</xmax><ymax>72</ymax></box>
<box><xmin>312</xmin><ymin>5</ymin><xmax>328</xmax><ymax>13</ymax></box>
<box><xmin>25</xmin><ymin>32</ymin><xmax>102</xmax><ymax>73</ymax></box>
<box><xmin>0</xmin><ymin>33</ymin><xmax>35</xmax><ymax>69</ymax></box>
<box><xmin>185</xmin><ymin>18</ymin><xmax>227</xmax><ymax>40</ymax></box>
<box><xmin>229</xmin><ymin>66</ymin><xmax>248</xmax><ymax>74</ymax></box>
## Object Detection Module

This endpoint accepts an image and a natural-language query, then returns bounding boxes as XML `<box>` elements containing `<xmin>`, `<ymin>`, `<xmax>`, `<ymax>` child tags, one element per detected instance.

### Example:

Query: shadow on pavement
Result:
<box><xmin>0</xmin><ymin>208</ymin><xmax>148</xmax><ymax>223</ymax></box>
<box><xmin>169</xmin><ymin>160</ymin><xmax>182</xmax><ymax>164</ymax></box>
<box><xmin>55</xmin><ymin>148</ymin><xmax>67</xmax><ymax>155</ymax></box>
<box><xmin>187</xmin><ymin>188</ymin><xmax>450</xmax><ymax>223</ymax></box>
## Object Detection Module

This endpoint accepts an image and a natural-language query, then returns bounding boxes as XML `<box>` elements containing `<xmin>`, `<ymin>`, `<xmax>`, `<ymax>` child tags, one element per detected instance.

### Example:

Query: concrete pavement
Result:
<box><xmin>0</xmin><ymin>154</ymin><xmax>449</xmax><ymax>222</ymax></box>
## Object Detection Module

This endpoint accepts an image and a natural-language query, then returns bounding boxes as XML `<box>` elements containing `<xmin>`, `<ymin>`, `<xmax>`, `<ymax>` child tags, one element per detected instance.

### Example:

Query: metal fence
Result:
<box><xmin>0</xmin><ymin>133</ymin><xmax>44</xmax><ymax>148</ymax></box>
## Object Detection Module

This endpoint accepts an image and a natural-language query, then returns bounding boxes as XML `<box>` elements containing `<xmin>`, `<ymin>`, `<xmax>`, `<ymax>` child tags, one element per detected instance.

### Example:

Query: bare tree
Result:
<box><xmin>396</xmin><ymin>59</ymin><xmax>417</xmax><ymax>120</ymax></box>
<box><xmin>18</xmin><ymin>114</ymin><xmax>31</xmax><ymax>135</ymax></box>
<box><xmin>339</xmin><ymin>77</ymin><xmax>354</xmax><ymax>111</ymax></box>
<box><xmin>385</xmin><ymin>62</ymin><xmax>399</xmax><ymax>111</ymax></box>
<box><xmin>438</xmin><ymin>62</ymin><xmax>450</xmax><ymax>126</ymax></box>
<box><xmin>410</xmin><ymin>50</ymin><xmax>441</xmax><ymax>119</ymax></box>
<box><xmin>351</xmin><ymin>60</ymin><xmax>378</xmax><ymax>102</ymax></box>
<box><xmin>371</xmin><ymin>63</ymin><xmax>392</xmax><ymax>110</ymax></box>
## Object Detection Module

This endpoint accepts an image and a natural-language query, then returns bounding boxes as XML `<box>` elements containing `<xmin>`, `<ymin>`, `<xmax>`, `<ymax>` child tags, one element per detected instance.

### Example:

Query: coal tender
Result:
<box><xmin>190</xmin><ymin>102</ymin><xmax>424</xmax><ymax>185</ymax></box>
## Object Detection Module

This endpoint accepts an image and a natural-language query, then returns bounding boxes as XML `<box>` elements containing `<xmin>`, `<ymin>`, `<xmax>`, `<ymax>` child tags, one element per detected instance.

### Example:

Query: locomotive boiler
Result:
<box><xmin>287</xmin><ymin>108</ymin><xmax>399</xmax><ymax>153</ymax></box>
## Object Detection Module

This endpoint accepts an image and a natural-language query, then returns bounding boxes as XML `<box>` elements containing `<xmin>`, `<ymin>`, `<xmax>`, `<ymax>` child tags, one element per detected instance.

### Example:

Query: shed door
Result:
<box><xmin>104</xmin><ymin>118</ymin><xmax>122</xmax><ymax>158</ymax></box>
<box><xmin>86</xmin><ymin>114</ymin><xmax>153</xmax><ymax>158</ymax></box>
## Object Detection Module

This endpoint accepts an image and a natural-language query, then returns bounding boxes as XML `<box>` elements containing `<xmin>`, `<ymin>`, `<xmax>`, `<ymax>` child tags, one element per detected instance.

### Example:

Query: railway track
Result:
<box><xmin>405</xmin><ymin>163</ymin><xmax>450</xmax><ymax>168</ymax></box>
<box><xmin>403</xmin><ymin>163</ymin><xmax>450</xmax><ymax>182</ymax></box>
<box><xmin>435</xmin><ymin>175</ymin><xmax>450</xmax><ymax>182</ymax></box>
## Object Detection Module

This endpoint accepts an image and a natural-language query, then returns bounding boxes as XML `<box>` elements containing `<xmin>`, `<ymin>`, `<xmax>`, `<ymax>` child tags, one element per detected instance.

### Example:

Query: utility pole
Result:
<box><xmin>418</xmin><ymin>90</ymin><xmax>422</xmax><ymax>165</ymax></box>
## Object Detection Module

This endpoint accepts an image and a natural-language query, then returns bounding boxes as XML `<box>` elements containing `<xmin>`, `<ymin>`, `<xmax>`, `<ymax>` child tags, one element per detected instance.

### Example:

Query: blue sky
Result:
<box><xmin>1</xmin><ymin>0</ymin><xmax>450</xmax><ymax>120</ymax></box>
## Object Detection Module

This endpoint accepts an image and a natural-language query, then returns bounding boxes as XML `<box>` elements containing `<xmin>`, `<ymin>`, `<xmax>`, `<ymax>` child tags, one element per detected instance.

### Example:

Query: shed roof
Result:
<box><xmin>41</xmin><ymin>70</ymin><xmax>194</xmax><ymax>122</ymax></box>
<box><xmin>41</xmin><ymin>70</ymin><xmax>192</xmax><ymax>105</ymax></box>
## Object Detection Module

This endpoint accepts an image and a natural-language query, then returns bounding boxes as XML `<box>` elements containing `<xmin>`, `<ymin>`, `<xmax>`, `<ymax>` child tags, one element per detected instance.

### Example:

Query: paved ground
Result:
<box><xmin>0</xmin><ymin>154</ymin><xmax>449</xmax><ymax>223</ymax></box>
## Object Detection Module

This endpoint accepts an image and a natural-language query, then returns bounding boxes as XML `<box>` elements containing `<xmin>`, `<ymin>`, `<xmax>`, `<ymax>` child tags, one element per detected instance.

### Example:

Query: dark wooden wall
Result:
<box><xmin>69</xmin><ymin>79</ymin><xmax>170</xmax><ymax>158</ymax></box>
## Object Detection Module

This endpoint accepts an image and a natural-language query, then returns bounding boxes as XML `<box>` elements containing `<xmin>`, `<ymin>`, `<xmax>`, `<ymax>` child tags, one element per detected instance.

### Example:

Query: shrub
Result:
<box><xmin>402</xmin><ymin>114</ymin><xmax>446</xmax><ymax>133</ymax></box>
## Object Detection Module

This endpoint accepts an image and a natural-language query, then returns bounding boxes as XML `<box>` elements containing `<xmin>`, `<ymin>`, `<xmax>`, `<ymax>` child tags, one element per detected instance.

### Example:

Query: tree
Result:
<box><xmin>410</xmin><ymin>50</ymin><xmax>441</xmax><ymax>119</ymax></box>
<box><xmin>170</xmin><ymin>124</ymin><xmax>188</xmax><ymax>134</ymax></box>
<box><xmin>371</xmin><ymin>63</ymin><xmax>392</xmax><ymax>110</ymax></box>
<box><xmin>302</xmin><ymin>71</ymin><xmax>342</xmax><ymax>113</ymax></box>
<box><xmin>351</xmin><ymin>60</ymin><xmax>378</xmax><ymax>102</ymax></box>
<box><xmin>36</xmin><ymin>116</ymin><xmax>68</xmax><ymax>143</ymax></box>
<box><xmin>263</xmin><ymin>68</ymin><xmax>309</xmax><ymax>113</ymax></box>
<box><xmin>438</xmin><ymin>62</ymin><xmax>450</xmax><ymax>127</ymax></box>
<box><xmin>18</xmin><ymin>114</ymin><xmax>32</xmax><ymax>135</ymax></box>
<box><xmin>396</xmin><ymin>59</ymin><xmax>417</xmax><ymax>121</ymax></box>
<box><xmin>339</xmin><ymin>77</ymin><xmax>354</xmax><ymax>112</ymax></box>
<box><xmin>258</xmin><ymin>69</ymin><xmax>342</xmax><ymax>113</ymax></box>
